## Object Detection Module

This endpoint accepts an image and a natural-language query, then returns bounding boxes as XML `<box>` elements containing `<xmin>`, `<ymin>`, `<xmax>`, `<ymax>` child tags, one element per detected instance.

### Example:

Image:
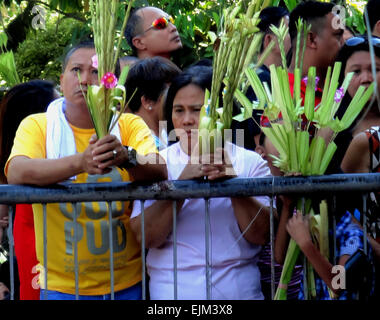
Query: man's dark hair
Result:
<box><xmin>258</xmin><ymin>6</ymin><xmax>289</xmax><ymax>52</ymax></box>
<box><xmin>62</xmin><ymin>40</ymin><xmax>95</xmax><ymax>73</ymax></box>
<box><xmin>365</xmin><ymin>0</ymin><xmax>380</xmax><ymax>33</ymax></box>
<box><xmin>125</xmin><ymin>7</ymin><xmax>144</xmax><ymax>57</ymax></box>
<box><xmin>125</xmin><ymin>56</ymin><xmax>181</xmax><ymax>113</ymax></box>
<box><xmin>62</xmin><ymin>40</ymin><xmax>121</xmax><ymax>77</ymax></box>
<box><xmin>289</xmin><ymin>1</ymin><xmax>334</xmax><ymax>43</ymax></box>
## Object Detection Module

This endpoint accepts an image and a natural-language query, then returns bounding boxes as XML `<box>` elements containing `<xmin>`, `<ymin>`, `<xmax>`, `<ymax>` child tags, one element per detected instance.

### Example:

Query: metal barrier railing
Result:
<box><xmin>1</xmin><ymin>173</ymin><xmax>380</xmax><ymax>300</ymax></box>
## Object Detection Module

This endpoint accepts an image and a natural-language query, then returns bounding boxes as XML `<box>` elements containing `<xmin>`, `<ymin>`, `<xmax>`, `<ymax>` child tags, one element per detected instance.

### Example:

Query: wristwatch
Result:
<box><xmin>120</xmin><ymin>146</ymin><xmax>137</xmax><ymax>170</ymax></box>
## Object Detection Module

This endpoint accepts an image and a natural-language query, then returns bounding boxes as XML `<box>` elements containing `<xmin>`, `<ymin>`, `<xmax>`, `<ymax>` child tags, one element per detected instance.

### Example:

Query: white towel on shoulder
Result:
<box><xmin>46</xmin><ymin>97</ymin><xmax>121</xmax><ymax>161</ymax></box>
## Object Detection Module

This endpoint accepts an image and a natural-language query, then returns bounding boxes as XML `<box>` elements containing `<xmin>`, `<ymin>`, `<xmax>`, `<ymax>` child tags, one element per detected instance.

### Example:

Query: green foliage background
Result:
<box><xmin>0</xmin><ymin>0</ymin><xmax>370</xmax><ymax>87</ymax></box>
<box><xmin>14</xmin><ymin>17</ymin><xmax>90</xmax><ymax>83</ymax></box>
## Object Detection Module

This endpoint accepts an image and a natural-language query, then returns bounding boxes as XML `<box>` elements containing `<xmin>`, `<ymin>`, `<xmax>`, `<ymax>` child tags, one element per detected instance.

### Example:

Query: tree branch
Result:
<box><xmin>33</xmin><ymin>0</ymin><xmax>87</xmax><ymax>23</ymax></box>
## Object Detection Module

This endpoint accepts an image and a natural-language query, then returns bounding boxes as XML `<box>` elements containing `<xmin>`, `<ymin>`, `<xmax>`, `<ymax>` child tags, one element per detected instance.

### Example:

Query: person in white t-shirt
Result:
<box><xmin>130</xmin><ymin>66</ymin><xmax>272</xmax><ymax>300</ymax></box>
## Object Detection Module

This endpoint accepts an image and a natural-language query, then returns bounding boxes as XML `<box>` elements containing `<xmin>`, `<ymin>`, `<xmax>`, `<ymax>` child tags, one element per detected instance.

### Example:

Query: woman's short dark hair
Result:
<box><xmin>164</xmin><ymin>66</ymin><xmax>212</xmax><ymax>135</ymax></box>
<box><xmin>125</xmin><ymin>56</ymin><xmax>181</xmax><ymax>113</ymax></box>
<box><xmin>0</xmin><ymin>80</ymin><xmax>57</xmax><ymax>183</ymax></box>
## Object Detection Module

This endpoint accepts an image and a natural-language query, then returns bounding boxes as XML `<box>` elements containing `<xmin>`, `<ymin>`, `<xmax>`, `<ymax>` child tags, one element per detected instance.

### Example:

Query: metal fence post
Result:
<box><xmin>42</xmin><ymin>203</ymin><xmax>48</xmax><ymax>300</ymax></box>
<box><xmin>173</xmin><ymin>201</ymin><xmax>178</xmax><ymax>300</ymax></box>
<box><xmin>270</xmin><ymin>196</ymin><xmax>275</xmax><ymax>300</ymax></box>
<box><xmin>301</xmin><ymin>197</ymin><xmax>308</xmax><ymax>300</ymax></box>
<box><xmin>140</xmin><ymin>200</ymin><xmax>146</xmax><ymax>300</ymax></box>
<box><xmin>73</xmin><ymin>202</ymin><xmax>79</xmax><ymax>300</ymax></box>
<box><xmin>204</xmin><ymin>198</ymin><xmax>211</xmax><ymax>300</ymax></box>
<box><xmin>7</xmin><ymin>206</ymin><xmax>14</xmax><ymax>300</ymax></box>
<box><xmin>108</xmin><ymin>201</ymin><xmax>115</xmax><ymax>300</ymax></box>
<box><xmin>362</xmin><ymin>194</ymin><xmax>368</xmax><ymax>255</ymax></box>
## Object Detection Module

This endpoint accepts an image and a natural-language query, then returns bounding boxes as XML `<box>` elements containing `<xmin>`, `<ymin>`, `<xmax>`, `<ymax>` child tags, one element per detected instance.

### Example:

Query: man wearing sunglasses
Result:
<box><xmin>125</xmin><ymin>7</ymin><xmax>182</xmax><ymax>61</ymax></box>
<box><xmin>366</xmin><ymin>0</ymin><xmax>380</xmax><ymax>38</ymax></box>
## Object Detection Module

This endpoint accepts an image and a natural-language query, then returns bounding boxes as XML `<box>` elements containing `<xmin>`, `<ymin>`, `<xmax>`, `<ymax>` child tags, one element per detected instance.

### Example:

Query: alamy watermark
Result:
<box><xmin>29</xmin><ymin>3</ymin><xmax>352</xmax><ymax>33</ymax></box>
<box><xmin>136</xmin><ymin>121</ymin><xmax>245</xmax><ymax>170</ymax></box>
<box><xmin>31</xmin><ymin>5</ymin><xmax>46</xmax><ymax>30</ymax></box>
<box><xmin>331</xmin><ymin>265</ymin><xmax>346</xmax><ymax>290</ymax></box>
<box><xmin>332</xmin><ymin>5</ymin><xmax>346</xmax><ymax>30</ymax></box>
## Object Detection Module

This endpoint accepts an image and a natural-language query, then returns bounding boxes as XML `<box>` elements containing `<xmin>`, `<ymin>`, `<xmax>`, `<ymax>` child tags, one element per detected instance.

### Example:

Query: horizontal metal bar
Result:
<box><xmin>0</xmin><ymin>173</ymin><xmax>379</xmax><ymax>204</ymax></box>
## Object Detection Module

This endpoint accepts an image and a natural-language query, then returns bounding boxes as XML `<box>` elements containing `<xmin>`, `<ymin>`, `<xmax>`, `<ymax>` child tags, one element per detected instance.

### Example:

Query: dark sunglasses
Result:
<box><xmin>345</xmin><ymin>36</ymin><xmax>380</xmax><ymax>48</ymax></box>
<box><xmin>143</xmin><ymin>16</ymin><xmax>175</xmax><ymax>34</ymax></box>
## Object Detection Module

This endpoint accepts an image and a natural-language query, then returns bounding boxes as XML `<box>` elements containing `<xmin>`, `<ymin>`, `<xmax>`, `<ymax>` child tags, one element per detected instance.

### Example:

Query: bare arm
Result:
<box><xmin>341</xmin><ymin>134</ymin><xmax>380</xmax><ymax>263</ymax></box>
<box><xmin>130</xmin><ymin>199</ymin><xmax>184</xmax><ymax>248</ymax></box>
<box><xmin>203</xmin><ymin>149</ymin><xmax>270</xmax><ymax>246</ymax></box>
<box><xmin>7</xmin><ymin>154</ymin><xmax>85</xmax><ymax>186</ymax></box>
<box><xmin>274</xmin><ymin>196</ymin><xmax>295</xmax><ymax>264</ymax></box>
<box><xmin>230</xmin><ymin>197</ymin><xmax>270</xmax><ymax>245</ymax></box>
<box><xmin>7</xmin><ymin>133</ymin><xmax>108</xmax><ymax>185</ymax></box>
<box><xmin>341</xmin><ymin>132</ymin><xmax>370</xmax><ymax>173</ymax></box>
<box><xmin>7</xmin><ymin>135</ymin><xmax>105</xmax><ymax>186</ymax></box>
<box><xmin>287</xmin><ymin>211</ymin><xmax>349</xmax><ymax>295</ymax></box>
<box><xmin>128</xmin><ymin>153</ymin><xmax>167</xmax><ymax>181</ymax></box>
<box><xmin>7</xmin><ymin>134</ymin><xmax>167</xmax><ymax>186</ymax></box>
<box><xmin>130</xmin><ymin>160</ymin><xmax>204</xmax><ymax>248</ymax></box>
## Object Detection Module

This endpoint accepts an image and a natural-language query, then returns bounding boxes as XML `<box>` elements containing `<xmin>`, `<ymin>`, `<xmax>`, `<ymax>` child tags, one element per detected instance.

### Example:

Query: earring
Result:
<box><xmin>148</xmin><ymin>106</ymin><xmax>153</xmax><ymax>110</ymax></box>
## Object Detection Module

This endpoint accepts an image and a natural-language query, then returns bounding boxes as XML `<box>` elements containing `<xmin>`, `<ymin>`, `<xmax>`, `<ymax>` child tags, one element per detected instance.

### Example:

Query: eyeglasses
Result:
<box><xmin>345</xmin><ymin>36</ymin><xmax>380</xmax><ymax>48</ymax></box>
<box><xmin>143</xmin><ymin>16</ymin><xmax>175</xmax><ymax>34</ymax></box>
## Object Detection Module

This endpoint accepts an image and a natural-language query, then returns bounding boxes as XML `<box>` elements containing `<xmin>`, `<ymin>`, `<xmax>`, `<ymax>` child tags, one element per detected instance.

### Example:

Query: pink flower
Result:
<box><xmin>334</xmin><ymin>87</ymin><xmax>345</xmax><ymax>103</ymax></box>
<box><xmin>302</xmin><ymin>76</ymin><xmax>320</xmax><ymax>91</ymax></box>
<box><xmin>101</xmin><ymin>72</ymin><xmax>118</xmax><ymax>89</ymax></box>
<box><xmin>91</xmin><ymin>55</ymin><xmax>98</xmax><ymax>69</ymax></box>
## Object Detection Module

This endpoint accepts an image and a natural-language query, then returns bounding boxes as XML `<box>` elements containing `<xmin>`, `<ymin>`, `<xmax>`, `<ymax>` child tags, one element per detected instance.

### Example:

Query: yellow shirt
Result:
<box><xmin>5</xmin><ymin>112</ymin><xmax>158</xmax><ymax>295</ymax></box>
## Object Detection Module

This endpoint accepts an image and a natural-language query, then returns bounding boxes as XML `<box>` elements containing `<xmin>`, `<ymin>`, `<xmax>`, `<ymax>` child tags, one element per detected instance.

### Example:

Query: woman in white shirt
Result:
<box><xmin>130</xmin><ymin>66</ymin><xmax>272</xmax><ymax>300</ymax></box>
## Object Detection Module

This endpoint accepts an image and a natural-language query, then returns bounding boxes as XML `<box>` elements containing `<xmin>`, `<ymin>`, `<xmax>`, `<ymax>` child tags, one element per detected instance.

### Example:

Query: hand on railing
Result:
<box><xmin>201</xmin><ymin>148</ymin><xmax>237</xmax><ymax>181</ymax></box>
<box><xmin>178</xmin><ymin>147</ymin><xmax>237</xmax><ymax>181</ymax></box>
<box><xmin>178</xmin><ymin>162</ymin><xmax>205</xmax><ymax>180</ymax></box>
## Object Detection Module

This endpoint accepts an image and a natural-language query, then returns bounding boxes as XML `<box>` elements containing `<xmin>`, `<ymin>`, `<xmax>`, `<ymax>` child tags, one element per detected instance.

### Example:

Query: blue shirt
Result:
<box><xmin>298</xmin><ymin>211</ymin><xmax>375</xmax><ymax>300</ymax></box>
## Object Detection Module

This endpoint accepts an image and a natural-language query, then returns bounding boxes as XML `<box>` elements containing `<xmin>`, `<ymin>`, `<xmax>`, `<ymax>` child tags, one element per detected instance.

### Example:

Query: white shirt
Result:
<box><xmin>131</xmin><ymin>142</ymin><xmax>271</xmax><ymax>300</ymax></box>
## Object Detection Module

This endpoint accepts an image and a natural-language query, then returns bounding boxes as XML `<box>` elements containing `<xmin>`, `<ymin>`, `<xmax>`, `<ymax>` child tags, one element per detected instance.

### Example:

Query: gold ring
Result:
<box><xmin>112</xmin><ymin>150</ymin><xmax>117</xmax><ymax>159</ymax></box>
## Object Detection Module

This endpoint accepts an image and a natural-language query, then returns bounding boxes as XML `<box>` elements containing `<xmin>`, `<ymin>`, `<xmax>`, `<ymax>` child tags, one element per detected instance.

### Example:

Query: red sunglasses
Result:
<box><xmin>143</xmin><ymin>16</ymin><xmax>175</xmax><ymax>34</ymax></box>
